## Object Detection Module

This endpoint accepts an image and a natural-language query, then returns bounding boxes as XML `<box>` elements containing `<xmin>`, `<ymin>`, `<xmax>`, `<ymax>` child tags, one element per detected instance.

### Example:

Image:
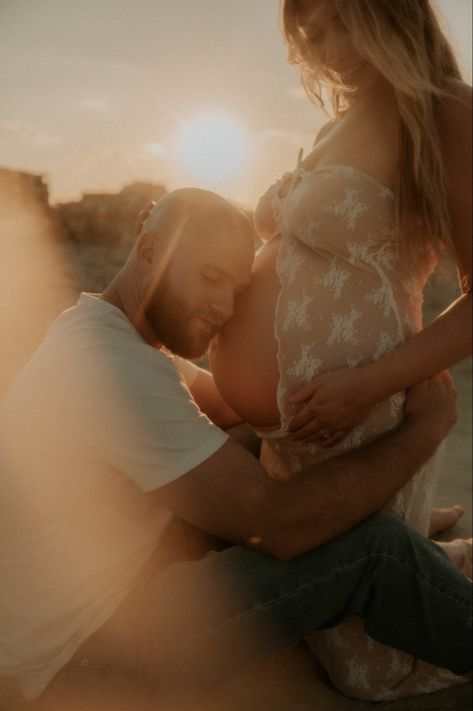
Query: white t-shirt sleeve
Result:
<box><xmin>83</xmin><ymin>346</ymin><xmax>228</xmax><ymax>492</ymax></box>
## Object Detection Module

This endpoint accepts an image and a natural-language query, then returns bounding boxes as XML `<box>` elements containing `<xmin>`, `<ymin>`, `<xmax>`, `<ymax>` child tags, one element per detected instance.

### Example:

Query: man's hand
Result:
<box><xmin>404</xmin><ymin>372</ymin><xmax>458</xmax><ymax>442</ymax></box>
<box><xmin>136</xmin><ymin>201</ymin><xmax>156</xmax><ymax>236</ymax></box>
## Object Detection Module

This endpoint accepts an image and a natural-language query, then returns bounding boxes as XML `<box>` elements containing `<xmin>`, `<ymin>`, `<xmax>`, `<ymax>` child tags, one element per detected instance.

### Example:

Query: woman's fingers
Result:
<box><xmin>287</xmin><ymin>403</ymin><xmax>319</xmax><ymax>432</ymax></box>
<box><xmin>289</xmin><ymin>417</ymin><xmax>326</xmax><ymax>441</ymax></box>
<box><xmin>287</xmin><ymin>380</ymin><xmax>319</xmax><ymax>404</ymax></box>
<box><xmin>143</xmin><ymin>200</ymin><xmax>156</xmax><ymax>212</ymax></box>
<box><xmin>135</xmin><ymin>201</ymin><xmax>157</xmax><ymax>235</ymax></box>
<box><xmin>295</xmin><ymin>428</ymin><xmax>346</xmax><ymax>446</ymax></box>
<box><xmin>317</xmin><ymin>430</ymin><xmax>345</xmax><ymax>448</ymax></box>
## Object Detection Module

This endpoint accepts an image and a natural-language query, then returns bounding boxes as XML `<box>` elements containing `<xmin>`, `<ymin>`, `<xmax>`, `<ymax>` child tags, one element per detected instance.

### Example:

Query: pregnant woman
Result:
<box><xmin>210</xmin><ymin>0</ymin><xmax>471</xmax><ymax>701</ymax></box>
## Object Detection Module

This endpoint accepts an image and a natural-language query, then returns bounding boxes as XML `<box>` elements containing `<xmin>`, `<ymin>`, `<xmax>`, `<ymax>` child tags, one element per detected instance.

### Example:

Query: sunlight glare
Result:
<box><xmin>176</xmin><ymin>114</ymin><xmax>249</xmax><ymax>186</ymax></box>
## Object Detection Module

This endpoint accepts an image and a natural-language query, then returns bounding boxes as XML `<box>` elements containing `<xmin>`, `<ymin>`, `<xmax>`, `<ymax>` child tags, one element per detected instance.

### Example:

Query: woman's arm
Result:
<box><xmin>288</xmin><ymin>84</ymin><xmax>472</xmax><ymax>443</ymax></box>
<box><xmin>364</xmin><ymin>85</ymin><xmax>472</xmax><ymax>386</ymax></box>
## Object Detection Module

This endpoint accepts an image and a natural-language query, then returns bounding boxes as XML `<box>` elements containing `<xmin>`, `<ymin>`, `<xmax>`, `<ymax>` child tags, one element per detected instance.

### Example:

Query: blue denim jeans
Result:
<box><xmin>40</xmin><ymin>512</ymin><xmax>472</xmax><ymax>709</ymax></box>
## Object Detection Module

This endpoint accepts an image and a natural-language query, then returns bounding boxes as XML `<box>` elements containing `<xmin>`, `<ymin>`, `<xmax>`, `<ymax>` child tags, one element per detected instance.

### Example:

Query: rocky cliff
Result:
<box><xmin>56</xmin><ymin>181</ymin><xmax>167</xmax><ymax>246</ymax></box>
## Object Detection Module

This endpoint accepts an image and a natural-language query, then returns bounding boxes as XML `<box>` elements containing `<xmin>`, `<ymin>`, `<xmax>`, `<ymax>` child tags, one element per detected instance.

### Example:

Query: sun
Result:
<box><xmin>176</xmin><ymin>114</ymin><xmax>249</xmax><ymax>187</ymax></box>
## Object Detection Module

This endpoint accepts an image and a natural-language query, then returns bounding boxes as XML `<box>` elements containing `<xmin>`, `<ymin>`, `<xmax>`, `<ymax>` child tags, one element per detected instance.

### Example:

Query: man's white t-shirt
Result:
<box><xmin>0</xmin><ymin>294</ymin><xmax>228</xmax><ymax>699</ymax></box>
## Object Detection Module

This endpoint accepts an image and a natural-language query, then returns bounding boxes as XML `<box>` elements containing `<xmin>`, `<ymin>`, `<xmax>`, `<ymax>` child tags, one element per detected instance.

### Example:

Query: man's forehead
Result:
<box><xmin>166</xmin><ymin>201</ymin><xmax>253</xmax><ymax>278</ymax></box>
<box><xmin>186</xmin><ymin>212</ymin><xmax>252</xmax><ymax>251</ymax></box>
<box><xmin>201</xmin><ymin>259</ymin><xmax>251</xmax><ymax>285</ymax></box>
<box><xmin>198</xmin><ymin>231</ymin><xmax>253</xmax><ymax>288</ymax></box>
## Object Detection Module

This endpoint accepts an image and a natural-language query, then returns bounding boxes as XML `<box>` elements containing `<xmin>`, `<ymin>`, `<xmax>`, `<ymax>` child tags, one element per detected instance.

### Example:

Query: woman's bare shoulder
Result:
<box><xmin>313</xmin><ymin>117</ymin><xmax>339</xmax><ymax>147</ymax></box>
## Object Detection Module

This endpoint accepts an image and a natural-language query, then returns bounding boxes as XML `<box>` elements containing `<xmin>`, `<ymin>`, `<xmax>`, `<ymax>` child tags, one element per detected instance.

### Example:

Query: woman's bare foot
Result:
<box><xmin>437</xmin><ymin>539</ymin><xmax>472</xmax><ymax>579</ymax></box>
<box><xmin>429</xmin><ymin>505</ymin><xmax>464</xmax><ymax>538</ymax></box>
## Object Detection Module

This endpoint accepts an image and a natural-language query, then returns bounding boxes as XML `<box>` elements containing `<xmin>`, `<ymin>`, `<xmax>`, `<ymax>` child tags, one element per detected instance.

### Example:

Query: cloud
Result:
<box><xmin>0</xmin><ymin>120</ymin><xmax>64</xmax><ymax>146</ymax></box>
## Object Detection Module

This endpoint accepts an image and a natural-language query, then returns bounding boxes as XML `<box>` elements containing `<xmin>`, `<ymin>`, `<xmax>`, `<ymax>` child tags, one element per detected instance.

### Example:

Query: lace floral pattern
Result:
<box><xmin>253</xmin><ymin>163</ymin><xmax>467</xmax><ymax>700</ymax></box>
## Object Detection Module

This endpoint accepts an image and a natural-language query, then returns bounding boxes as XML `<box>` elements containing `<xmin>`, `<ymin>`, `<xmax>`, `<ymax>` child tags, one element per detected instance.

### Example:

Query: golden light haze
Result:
<box><xmin>0</xmin><ymin>0</ymin><xmax>471</xmax><ymax>209</ymax></box>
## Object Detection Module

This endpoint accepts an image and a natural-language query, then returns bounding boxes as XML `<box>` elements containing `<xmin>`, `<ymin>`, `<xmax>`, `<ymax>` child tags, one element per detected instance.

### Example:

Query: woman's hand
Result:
<box><xmin>135</xmin><ymin>201</ymin><xmax>156</xmax><ymax>236</ymax></box>
<box><xmin>287</xmin><ymin>367</ymin><xmax>377</xmax><ymax>446</ymax></box>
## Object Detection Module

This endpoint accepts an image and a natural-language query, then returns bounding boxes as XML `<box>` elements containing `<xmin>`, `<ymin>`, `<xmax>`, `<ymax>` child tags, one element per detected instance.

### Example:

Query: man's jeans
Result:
<box><xmin>39</xmin><ymin>512</ymin><xmax>472</xmax><ymax>709</ymax></box>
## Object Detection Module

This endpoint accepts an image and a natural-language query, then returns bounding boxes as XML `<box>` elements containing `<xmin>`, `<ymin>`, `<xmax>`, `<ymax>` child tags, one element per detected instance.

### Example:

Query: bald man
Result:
<box><xmin>0</xmin><ymin>189</ymin><xmax>470</xmax><ymax>709</ymax></box>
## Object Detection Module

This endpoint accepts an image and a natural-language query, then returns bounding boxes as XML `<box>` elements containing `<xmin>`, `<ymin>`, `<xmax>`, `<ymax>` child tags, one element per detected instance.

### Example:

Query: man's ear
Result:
<box><xmin>135</xmin><ymin>232</ymin><xmax>156</xmax><ymax>273</ymax></box>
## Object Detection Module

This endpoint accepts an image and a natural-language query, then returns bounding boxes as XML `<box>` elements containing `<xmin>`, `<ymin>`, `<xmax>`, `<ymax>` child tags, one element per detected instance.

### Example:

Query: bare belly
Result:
<box><xmin>209</xmin><ymin>238</ymin><xmax>281</xmax><ymax>427</ymax></box>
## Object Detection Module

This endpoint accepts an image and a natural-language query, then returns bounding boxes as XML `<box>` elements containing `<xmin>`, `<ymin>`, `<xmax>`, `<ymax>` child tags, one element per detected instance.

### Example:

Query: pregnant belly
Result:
<box><xmin>209</xmin><ymin>238</ymin><xmax>281</xmax><ymax>427</ymax></box>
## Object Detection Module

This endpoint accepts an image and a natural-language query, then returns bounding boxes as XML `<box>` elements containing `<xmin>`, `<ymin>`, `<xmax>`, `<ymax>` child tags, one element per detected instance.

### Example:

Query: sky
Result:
<box><xmin>0</xmin><ymin>0</ymin><xmax>471</xmax><ymax>209</ymax></box>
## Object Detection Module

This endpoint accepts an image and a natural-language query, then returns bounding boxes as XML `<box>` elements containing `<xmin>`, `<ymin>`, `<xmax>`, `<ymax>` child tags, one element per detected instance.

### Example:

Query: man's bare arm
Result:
<box><xmin>153</xmin><ymin>375</ymin><xmax>457</xmax><ymax>560</ymax></box>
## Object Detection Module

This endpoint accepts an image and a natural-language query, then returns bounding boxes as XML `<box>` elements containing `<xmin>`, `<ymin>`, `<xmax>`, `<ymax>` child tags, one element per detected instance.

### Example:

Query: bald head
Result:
<box><xmin>141</xmin><ymin>187</ymin><xmax>253</xmax><ymax>253</ymax></box>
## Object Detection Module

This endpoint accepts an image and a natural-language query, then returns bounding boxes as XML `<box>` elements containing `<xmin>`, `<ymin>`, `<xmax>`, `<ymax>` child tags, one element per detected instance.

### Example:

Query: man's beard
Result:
<box><xmin>145</xmin><ymin>282</ymin><xmax>214</xmax><ymax>359</ymax></box>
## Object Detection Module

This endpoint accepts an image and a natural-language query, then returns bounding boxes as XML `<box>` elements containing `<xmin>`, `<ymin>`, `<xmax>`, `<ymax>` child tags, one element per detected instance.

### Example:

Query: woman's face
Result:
<box><xmin>295</xmin><ymin>0</ymin><xmax>367</xmax><ymax>84</ymax></box>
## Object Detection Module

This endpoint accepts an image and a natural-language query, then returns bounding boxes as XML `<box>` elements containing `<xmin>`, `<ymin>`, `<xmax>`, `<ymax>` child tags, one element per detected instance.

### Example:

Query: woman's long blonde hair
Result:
<box><xmin>281</xmin><ymin>0</ymin><xmax>463</xmax><ymax>265</ymax></box>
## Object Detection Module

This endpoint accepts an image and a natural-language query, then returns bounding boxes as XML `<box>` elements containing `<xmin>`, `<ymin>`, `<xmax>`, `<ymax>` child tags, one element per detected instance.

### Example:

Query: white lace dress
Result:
<box><xmin>253</xmin><ymin>161</ymin><xmax>467</xmax><ymax>700</ymax></box>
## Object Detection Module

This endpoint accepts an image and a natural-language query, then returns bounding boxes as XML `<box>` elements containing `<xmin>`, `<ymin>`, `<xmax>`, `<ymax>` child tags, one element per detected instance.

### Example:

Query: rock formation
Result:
<box><xmin>56</xmin><ymin>181</ymin><xmax>167</xmax><ymax>246</ymax></box>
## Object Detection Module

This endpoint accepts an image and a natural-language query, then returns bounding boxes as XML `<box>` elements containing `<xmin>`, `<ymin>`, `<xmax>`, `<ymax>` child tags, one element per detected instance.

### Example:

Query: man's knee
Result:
<box><xmin>354</xmin><ymin>511</ymin><xmax>413</xmax><ymax>550</ymax></box>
